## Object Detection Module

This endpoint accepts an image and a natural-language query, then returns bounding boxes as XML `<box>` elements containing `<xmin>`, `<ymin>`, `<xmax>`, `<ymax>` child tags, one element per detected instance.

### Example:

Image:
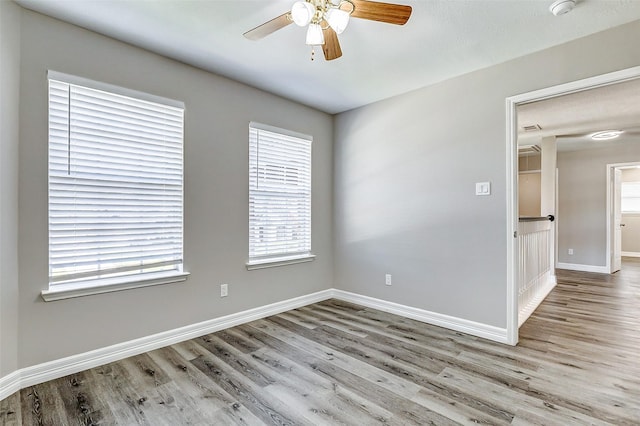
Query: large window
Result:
<box><xmin>248</xmin><ymin>122</ymin><xmax>313</xmax><ymax>268</ymax></box>
<box><xmin>622</xmin><ymin>182</ymin><xmax>640</xmax><ymax>213</ymax></box>
<box><xmin>46</xmin><ymin>71</ymin><xmax>185</xmax><ymax>296</ymax></box>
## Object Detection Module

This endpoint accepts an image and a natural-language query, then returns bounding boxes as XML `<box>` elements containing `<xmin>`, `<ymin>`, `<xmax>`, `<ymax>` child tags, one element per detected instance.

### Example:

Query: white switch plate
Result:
<box><xmin>475</xmin><ymin>182</ymin><xmax>491</xmax><ymax>196</ymax></box>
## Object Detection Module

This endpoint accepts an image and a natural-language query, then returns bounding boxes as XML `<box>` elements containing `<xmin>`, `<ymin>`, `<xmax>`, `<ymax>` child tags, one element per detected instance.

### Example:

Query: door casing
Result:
<box><xmin>505</xmin><ymin>66</ymin><xmax>640</xmax><ymax>345</ymax></box>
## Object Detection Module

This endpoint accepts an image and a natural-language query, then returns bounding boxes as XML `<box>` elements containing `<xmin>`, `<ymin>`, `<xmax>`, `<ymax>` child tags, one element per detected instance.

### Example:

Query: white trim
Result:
<box><xmin>2</xmin><ymin>289</ymin><xmax>334</xmax><ymax>397</ymax></box>
<box><xmin>518</xmin><ymin>275</ymin><xmax>556</xmax><ymax>328</ymax></box>
<box><xmin>249</xmin><ymin>121</ymin><xmax>312</xmax><ymax>141</ymax></box>
<box><xmin>47</xmin><ymin>70</ymin><xmax>184</xmax><ymax>109</ymax></box>
<box><xmin>506</xmin><ymin>95</ymin><xmax>519</xmax><ymax>346</ymax></box>
<box><xmin>1</xmin><ymin>288</ymin><xmax>514</xmax><ymax>400</ymax></box>
<box><xmin>246</xmin><ymin>254</ymin><xmax>316</xmax><ymax>270</ymax></box>
<box><xmin>606</xmin><ymin>162</ymin><xmax>640</xmax><ymax>273</ymax></box>
<box><xmin>332</xmin><ymin>290</ymin><xmax>509</xmax><ymax>344</ymax></box>
<box><xmin>506</xmin><ymin>66</ymin><xmax>640</xmax><ymax>346</ymax></box>
<box><xmin>556</xmin><ymin>262</ymin><xmax>609</xmax><ymax>274</ymax></box>
<box><xmin>622</xmin><ymin>251</ymin><xmax>640</xmax><ymax>258</ymax></box>
<box><xmin>41</xmin><ymin>271</ymin><xmax>191</xmax><ymax>302</ymax></box>
<box><xmin>0</xmin><ymin>371</ymin><xmax>21</xmax><ymax>403</ymax></box>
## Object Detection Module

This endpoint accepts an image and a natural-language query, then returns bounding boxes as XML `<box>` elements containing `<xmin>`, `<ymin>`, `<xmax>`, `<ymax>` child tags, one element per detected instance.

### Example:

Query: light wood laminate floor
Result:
<box><xmin>2</xmin><ymin>259</ymin><xmax>639</xmax><ymax>425</ymax></box>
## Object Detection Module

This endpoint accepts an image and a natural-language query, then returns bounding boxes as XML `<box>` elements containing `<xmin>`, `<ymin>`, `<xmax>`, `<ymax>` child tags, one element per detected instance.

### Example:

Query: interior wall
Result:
<box><xmin>540</xmin><ymin>137</ymin><xmax>557</xmax><ymax>217</ymax></box>
<box><xmin>556</xmin><ymin>139</ymin><xmax>640</xmax><ymax>266</ymax></box>
<box><xmin>518</xmin><ymin>172</ymin><xmax>541</xmax><ymax>217</ymax></box>
<box><xmin>621</xmin><ymin>167</ymin><xmax>640</xmax><ymax>254</ymax></box>
<box><xmin>17</xmin><ymin>10</ymin><xmax>334</xmax><ymax>369</ymax></box>
<box><xmin>0</xmin><ymin>0</ymin><xmax>21</xmax><ymax>378</ymax></box>
<box><xmin>519</xmin><ymin>154</ymin><xmax>541</xmax><ymax>172</ymax></box>
<box><xmin>334</xmin><ymin>20</ymin><xmax>640</xmax><ymax>328</ymax></box>
<box><xmin>518</xmin><ymin>153</ymin><xmax>542</xmax><ymax>216</ymax></box>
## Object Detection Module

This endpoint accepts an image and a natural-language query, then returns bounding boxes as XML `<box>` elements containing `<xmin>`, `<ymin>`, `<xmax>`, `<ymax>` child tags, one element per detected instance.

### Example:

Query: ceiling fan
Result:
<box><xmin>243</xmin><ymin>0</ymin><xmax>412</xmax><ymax>61</ymax></box>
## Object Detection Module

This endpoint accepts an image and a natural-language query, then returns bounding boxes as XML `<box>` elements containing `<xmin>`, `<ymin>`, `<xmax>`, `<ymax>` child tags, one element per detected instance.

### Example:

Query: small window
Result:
<box><xmin>47</xmin><ymin>71</ymin><xmax>185</xmax><ymax>290</ymax></box>
<box><xmin>248</xmin><ymin>122</ymin><xmax>313</xmax><ymax>267</ymax></box>
<box><xmin>622</xmin><ymin>182</ymin><xmax>640</xmax><ymax>213</ymax></box>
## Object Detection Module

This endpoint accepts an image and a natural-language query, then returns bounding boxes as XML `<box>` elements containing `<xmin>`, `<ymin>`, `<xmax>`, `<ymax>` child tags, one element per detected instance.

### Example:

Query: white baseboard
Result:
<box><xmin>556</xmin><ymin>262</ymin><xmax>609</xmax><ymax>274</ymax></box>
<box><xmin>621</xmin><ymin>251</ymin><xmax>640</xmax><ymax>258</ymax></box>
<box><xmin>332</xmin><ymin>290</ymin><xmax>509</xmax><ymax>344</ymax></box>
<box><xmin>0</xmin><ymin>371</ymin><xmax>21</xmax><ymax>402</ymax></box>
<box><xmin>1</xmin><ymin>289</ymin><xmax>333</xmax><ymax>401</ymax></box>
<box><xmin>1</xmin><ymin>288</ymin><xmax>510</xmax><ymax>401</ymax></box>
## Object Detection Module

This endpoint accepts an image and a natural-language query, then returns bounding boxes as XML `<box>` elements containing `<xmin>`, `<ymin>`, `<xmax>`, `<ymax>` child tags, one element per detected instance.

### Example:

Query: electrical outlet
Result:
<box><xmin>385</xmin><ymin>274</ymin><xmax>392</xmax><ymax>286</ymax></box>
<box><xmin>568</xmin><ymin>249</ymin><xmax>574</xmax><ymax>255</ymax></box>
<box><xmin>220</xmin><ymin>283</ymin><xmax>228</xmax><ymax>297</ymax></box>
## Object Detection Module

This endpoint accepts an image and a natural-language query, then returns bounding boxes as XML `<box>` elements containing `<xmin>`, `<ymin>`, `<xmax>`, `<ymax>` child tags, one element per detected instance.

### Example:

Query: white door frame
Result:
<box><xmin>505</xmin><ymin>65</ymin><xmax>640</xmax><ymax>345</ymax></box>
<box><xmin>606</xmin><ymin>162</ymin><xmax>640</xmax><ymax>273</ymax></box>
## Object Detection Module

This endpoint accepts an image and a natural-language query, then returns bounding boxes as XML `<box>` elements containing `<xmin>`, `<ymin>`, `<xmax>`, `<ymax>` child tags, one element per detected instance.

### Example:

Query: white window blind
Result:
<box><xmin>249</xmin><ymin>123</ymin><xmax>312</xmax><ymax>262</ymax></box>
<box><xmin>622</xmin><ymin>182</ymin><xmax>640</xmax><ymax>213</ymax></box>
<box><xmin>48</xmin><ymin>72</ymin><xmax>184</xmax><ymax>285</ymax></box>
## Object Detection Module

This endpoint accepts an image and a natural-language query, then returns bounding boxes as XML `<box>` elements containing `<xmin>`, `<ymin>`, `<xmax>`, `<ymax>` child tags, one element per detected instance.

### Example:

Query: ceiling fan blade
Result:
<box><xmin>350</xmin><ymin>0</ymin><xmax>412</xmax><ymax>25</ymax></box>
<box><xmin>322</xmin><ymin>24</ymin><xmax>343</xmax><ymax>61</ymax></box>
<box><xmin>243</xmin><ymin>12</ymin><xmax>292</xmax><ymax>40</ymax></box>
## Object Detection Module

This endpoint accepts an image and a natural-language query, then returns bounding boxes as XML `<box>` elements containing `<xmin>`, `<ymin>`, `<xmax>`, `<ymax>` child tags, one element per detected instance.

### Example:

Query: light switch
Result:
<box><xmin>475</xmin><ymin>182</ymin><xmax>491</xmax><ymax>196</ymax></box>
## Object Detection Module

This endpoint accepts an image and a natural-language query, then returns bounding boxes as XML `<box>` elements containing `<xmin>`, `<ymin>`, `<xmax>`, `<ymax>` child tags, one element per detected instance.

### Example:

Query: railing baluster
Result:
<box><xmin>517</xmin><ymin>216</ymin><xmax>555</xmax><ymax>327</ymax></box>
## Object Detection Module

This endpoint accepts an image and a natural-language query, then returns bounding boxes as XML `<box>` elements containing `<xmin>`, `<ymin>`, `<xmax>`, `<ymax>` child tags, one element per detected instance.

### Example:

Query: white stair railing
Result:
<box><xmin>518</xmin><ymin>216</ymin><xmax>556</xmax><ymax>327</ymax></box>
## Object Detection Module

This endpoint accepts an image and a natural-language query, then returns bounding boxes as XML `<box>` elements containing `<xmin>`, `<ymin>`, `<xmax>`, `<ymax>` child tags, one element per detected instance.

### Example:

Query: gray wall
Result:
<box><xmin>518</xmin><ymin>172</ymin><xmax>541</xmax><ymax>217</ymax></box>
<box><xmin>557</xmin><ymin>139</ymin><xmax>640</xmax><ymax>266</ymax></box>
<box><xmin>334</xmin><ymin>20</ymin><xmax>640</xmax><ymax>328</ymax></box>
<box><xmin>16</xmin><ymin>10</ymin><xmax>334</xmax><ymax>369</ymax></box>
<box><xmin>622</xmin><ymin>167</ymin><xmax>640</xmax><ymax>253</ymax></box>
<box><xmin>0</xmin><ymin>0</ymin><xmax>21</xmax><ymax>377</ymax></box>
<box><xmin>621</xmin><ymin>214</ymin><xmax>640</xmax><ymax>253</ymax></box>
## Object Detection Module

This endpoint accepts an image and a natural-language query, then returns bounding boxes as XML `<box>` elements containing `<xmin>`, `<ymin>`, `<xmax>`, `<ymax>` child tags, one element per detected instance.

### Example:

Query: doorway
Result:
<box><xmin>607</xmin><ymin>162</ymin><xmax>640</xmax><ymax>273</ymax></box>
<box><xmin>505</xmin><ymin>66</ymin><xmax>640</xmax><ymax>345</ymax></box>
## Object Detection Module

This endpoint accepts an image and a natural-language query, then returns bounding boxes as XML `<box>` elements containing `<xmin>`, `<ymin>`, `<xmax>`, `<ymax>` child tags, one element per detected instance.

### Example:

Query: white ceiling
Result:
<box><xmin>517</xmin><ymin>77</ymin><xmax>640</xmax><ymax>152</ymax></box>
<box><xmin>14</xmin><ymin>0</ymin><xmax>640</xmax><ymax>114</ymax></box>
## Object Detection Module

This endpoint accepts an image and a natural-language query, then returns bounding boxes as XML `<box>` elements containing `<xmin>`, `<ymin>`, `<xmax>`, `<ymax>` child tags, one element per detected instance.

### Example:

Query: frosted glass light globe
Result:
<box><xmin>291</xmin><ymin>1</ymin><xmax>315</xmax><ymax>26</ymax></box>
<box><xmin>305</xmin><ymin>23</ymin><xmax>325</xmax><ymax>45</ymax></box>
<box><xmin>326</xmin><ymin>8</ymin><xmax>349</xmax><ymax>34</ymax></box>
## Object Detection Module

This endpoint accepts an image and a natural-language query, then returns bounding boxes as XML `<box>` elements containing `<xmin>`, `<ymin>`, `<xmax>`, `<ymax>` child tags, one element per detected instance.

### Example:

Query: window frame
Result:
<box><xmin>246</xmin><ymin>122</ymin><xmax>314</xmax><ymax>270</ymax></box>
<box><xmin>42</xmin><ymin>71</ymin><xmax>188</xmax><ymax>301</ymax></box>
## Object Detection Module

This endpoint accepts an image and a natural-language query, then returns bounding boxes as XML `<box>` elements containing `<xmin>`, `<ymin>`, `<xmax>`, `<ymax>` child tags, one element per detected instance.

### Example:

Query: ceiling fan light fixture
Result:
<box><xmin>591</xmin><ymin>130</ymin><xmax>623</xmax><ymax>140</ymax></box>
<box><xmin>326</xmin><ymin>7</ymin><xmax>350</xmax><ymax>34</ymax></box>
<box><xmin>291</xmin><ymin>1</ymin><xmax>315</xmax><ymax>26</ymax></box>
<box><xmin>306</xmin><ymin>23</ymin><xmax>325</xmax><ymax>45</ymax></box>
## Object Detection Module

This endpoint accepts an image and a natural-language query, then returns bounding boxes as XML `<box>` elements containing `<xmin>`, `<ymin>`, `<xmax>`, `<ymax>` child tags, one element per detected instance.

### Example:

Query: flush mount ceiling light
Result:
<box><xmin>591</xmin><ymin>130</ymin><xmax>623</xmax><ymax>140</ymax></box>
<box><xmin>243</xmin><ymin>0</ymin><xmax>412</xmax><ymax>61</ymax></box>
<box><xmin>549</xmin><ymin>0</ymin><xmax>576</xmax><ymax>16</ymax></box>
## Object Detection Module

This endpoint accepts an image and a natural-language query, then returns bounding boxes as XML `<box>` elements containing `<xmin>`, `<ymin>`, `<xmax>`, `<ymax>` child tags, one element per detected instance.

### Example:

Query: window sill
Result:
<box><xmin>246</xmin><ymin>254</ymin><xmax>316</xmax><ymax>270</ymax></box>
<box><xmin>41</xmin><ymin>270</ymin><xmax>190</xmax><ymax>302</ymax></box>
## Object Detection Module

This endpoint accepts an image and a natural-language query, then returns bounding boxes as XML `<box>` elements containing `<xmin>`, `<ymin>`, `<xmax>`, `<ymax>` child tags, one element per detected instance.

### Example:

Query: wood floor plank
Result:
<box><xmin>53</xmin><ymin>371</ymin><xmax>116</xmax><ymax>425</ymax></box>
<box><xmin>247</xmin><ymin>319</ymin><xmax>424</xmax><ymax>399</ymax></box>
<box><xmin>190</xmin><ymin>350</ymin><xmax>311</xmax><ymax>425</ymax></box>
<box><xmin>237</xmin><ymin>322</ymin><xmax>460</xmax><ymax>425</ymax></box>
<box><xmin>8</xmin><ymin>258</ymin><xmax>640</xmax><ymax>425</ymax></box>
<box><xmin>0</xmin><ymin>390</ymin><xmax>22</xmax><ymax>426</ymax></box>
<box><xmin>19</xmin><ymin>382</ymin><xmax>68</xmax><ymax>426</ymax></box>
